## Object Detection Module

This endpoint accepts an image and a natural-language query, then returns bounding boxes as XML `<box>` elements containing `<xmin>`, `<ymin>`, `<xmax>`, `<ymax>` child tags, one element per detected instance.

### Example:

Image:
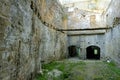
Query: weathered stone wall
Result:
<box><xmin>68</xmin><ymin>0</ymin><xmax>120</xmax><ymax>63</ymax></box>
<box><xmin>68</xmin><ymin>27</ymin><xmax>120</xmax><ymax>62</ymax></box>
<box><xmin>105</xmin><ymin>0</ymin><xmax>120</xmax><ymax>27</ymax></box>
<box><xmin>104</xmin><ymin>0</ymin><xmax>120</xmax><ymax>63</ymax></box>
<box><xmin>0</xmin><ymin>0</ymin><xmax>67</xmax><ymax>80</ymax></box>
<box><xmin>105</xmin><ymin>26</ymin><xmax>120</xmax><ymax>63</ymax></box>
<box><xmin>68</xmin><ymin>35</ymin><xmax>105</xmax><ymax>59</ymax></box>
<box><xmin>67</xmin><ymin>9</ymin><xmax>106</xmax><ymax>29</ymax></box>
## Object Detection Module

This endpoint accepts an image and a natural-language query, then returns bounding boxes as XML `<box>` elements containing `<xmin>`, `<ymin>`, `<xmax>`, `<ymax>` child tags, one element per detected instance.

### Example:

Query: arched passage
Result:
<box><xmin>68</xmin><ymin>45</ymin><xmax>77</xmax><ymax>57</ymax></box>
<box><xmin>86</xmin><ymin>45</ymin><xmax>100</xmax><ymax>60</ymax></box>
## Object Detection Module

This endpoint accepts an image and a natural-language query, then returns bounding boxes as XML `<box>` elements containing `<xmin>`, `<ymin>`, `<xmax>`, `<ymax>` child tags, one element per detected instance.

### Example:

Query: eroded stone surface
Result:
<box><xmin>67</xmin><ymin>0</ymin><xmax>120</xmax><ymax>63</ymax></box>
<box><xmin>0</xmin><ymin>0</ymin><xmax>67</xmax><ymax>80</ymax></box>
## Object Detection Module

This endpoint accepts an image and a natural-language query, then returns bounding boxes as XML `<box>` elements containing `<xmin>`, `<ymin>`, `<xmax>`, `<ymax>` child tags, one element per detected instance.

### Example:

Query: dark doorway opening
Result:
<box><xmin>86</xmin><ymin>46</ymin><xmax>100</xmax><ymax>60</ymax></box>
<box><xmin>68</xmin><ymin>45</ymin><xmax>77</xmax><ymax>57</ymax></box>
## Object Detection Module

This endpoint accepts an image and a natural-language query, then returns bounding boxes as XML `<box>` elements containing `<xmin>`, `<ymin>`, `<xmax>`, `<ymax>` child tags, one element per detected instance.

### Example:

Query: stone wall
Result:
<box><xmin>68</xmin><ymin>34</ymin><xmax>105</xmax><ymax>59</ymax></box>
<box><xmin>0</xmin><ymin>0</ymin><xmax>67</xmax><ymax>80</ymax></box>
<box><xmin>104</xmin><ymin>0</ymin><xmax>120</xmax><ymax>63</ymax></box>
<box><xmin>105</xmin><ymin>0</ymin><xmax>120</xmax><ymax>27</ymax></box>
<box><xmin>67</xmin><ymin>8</ymin><xmax>106</xmax><ymax>29</ymax></box>
<box><xmin>105</xmin><ymin>26</ymin><xmax>120</xmax><ymax>63</ymax></box>
<box><xmin>68</xmin><ymin>0</ymin><xmax>120</xmax><ymax>63</ymax></box>
<box><xmin>68</xmin><ymin>27</ymin><xmax>120</xmax><ymax>61</ymax></box>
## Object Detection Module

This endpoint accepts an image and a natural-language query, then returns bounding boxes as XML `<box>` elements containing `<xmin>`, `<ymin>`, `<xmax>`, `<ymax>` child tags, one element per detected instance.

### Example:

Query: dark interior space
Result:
<box><xmin>68</xmin><ymin>45</ymin><xmax>77</xmax><ymax>57</ymax></box>
<box><xmin>86</xmin><ymin>45</ymin><xmax>100</xmax><ymax>60</ymax></box>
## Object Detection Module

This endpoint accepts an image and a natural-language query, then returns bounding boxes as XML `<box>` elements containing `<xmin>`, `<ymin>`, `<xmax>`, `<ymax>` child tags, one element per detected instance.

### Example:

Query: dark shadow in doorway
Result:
<box><xmin>68</xmin><ymin>45</ymin><xmax>77</xmax><ymax>57</ymax></box>
<box><xmin>86</xmin><ymin>45</ymin><xmax>100</xmax><ymax>60</ymax></box>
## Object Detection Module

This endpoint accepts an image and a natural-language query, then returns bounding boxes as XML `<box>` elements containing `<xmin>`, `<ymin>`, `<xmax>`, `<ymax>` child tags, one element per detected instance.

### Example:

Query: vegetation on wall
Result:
<box><xmin>113</xmin><ymin>17</ymin><xmax>120</xmax><ymax>27</ymax></box>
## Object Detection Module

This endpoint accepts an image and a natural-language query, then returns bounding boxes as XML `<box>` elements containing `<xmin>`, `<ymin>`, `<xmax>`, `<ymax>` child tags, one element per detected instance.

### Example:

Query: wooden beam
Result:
<box><xmin>57</xmin><ymin>27</ymin><xmax>111</xmax><ymax>31</ymax></box>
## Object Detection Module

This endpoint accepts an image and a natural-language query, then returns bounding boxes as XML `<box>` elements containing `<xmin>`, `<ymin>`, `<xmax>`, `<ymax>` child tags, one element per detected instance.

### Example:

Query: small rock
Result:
<box><xmin>47</xmin><ymin>69</ymin><xmax>63</xmax><ymax>80</ymax></box>
<box><xmin>107</xmin><ymin>60</ymin><xmax>110</xmax><ymax>63</ymax></box>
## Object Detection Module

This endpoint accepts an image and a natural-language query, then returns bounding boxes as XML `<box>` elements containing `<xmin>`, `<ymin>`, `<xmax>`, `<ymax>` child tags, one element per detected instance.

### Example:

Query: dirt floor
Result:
<box><xmin>36</xmin><ymin>58</ymin><xmax>120</xmax><ymax>80</ymax></box>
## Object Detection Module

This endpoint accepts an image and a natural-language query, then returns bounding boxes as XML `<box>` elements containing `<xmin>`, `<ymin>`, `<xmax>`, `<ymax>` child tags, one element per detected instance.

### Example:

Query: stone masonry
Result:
<box><xmin>67</xmin><ymin>0</ymin><xmax>120</xmax><ymax>62</ymax></box>
<box><xmin>0</xmin><ymin>0</ymin><xmax>67</xmax><ymax>80</ymax></box>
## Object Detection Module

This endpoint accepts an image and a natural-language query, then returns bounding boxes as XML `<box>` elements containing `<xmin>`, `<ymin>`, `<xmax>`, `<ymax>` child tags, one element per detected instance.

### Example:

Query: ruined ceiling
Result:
<box><xmin>59</xmin><ymin>0</ymin><xmax>112</xmax><ymax>13</ymax></box>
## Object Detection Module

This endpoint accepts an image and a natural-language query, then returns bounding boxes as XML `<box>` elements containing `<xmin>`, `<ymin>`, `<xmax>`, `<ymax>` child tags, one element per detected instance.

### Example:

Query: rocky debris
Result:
<box><xmin>47</xmin><ymin>69</ymin><xmax>63</xmax><ymax>80</ymax></box>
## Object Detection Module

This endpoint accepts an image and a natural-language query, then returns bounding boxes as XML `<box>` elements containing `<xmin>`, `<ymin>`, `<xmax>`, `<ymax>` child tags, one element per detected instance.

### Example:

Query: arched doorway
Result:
<box><xmin>68</xmin><ymin>45</ymin><xmax>77</xmax><ymax>57</ymax></box>
<box><xmin>86</xmin><ymin>45</ymin><xmax>100</xmax><ymax>60</ymax></box>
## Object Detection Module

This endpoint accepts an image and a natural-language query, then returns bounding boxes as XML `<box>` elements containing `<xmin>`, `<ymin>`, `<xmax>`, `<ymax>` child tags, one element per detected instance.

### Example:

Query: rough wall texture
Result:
<box><xmin>0</xmin><ymin>0</ymin><xmax>67</xmax><ymax>80</ymax></box>
<box><xmin>67</xmin><ymin>9</ymin><xmax>106</xmax><ymax>29</ymax></box>
<box><xmin>68</xmin><ymin>35</ymin><xmax>105</xmax><ymax>59</ymax></box>
<box><xmin>104</xmin><ymin>0</ymin><xmax>120</xmax><ymax>64</ymax></box>
<box><xmin>105</xmin><ymin>26</ymin><xmax>120</xmax><ymax>63</ymax></box>
<box><xmin>68</xmin><ymin>0</ymin><xmax>120</xmax><ymax>63</ymax></box>
<box><xmin>105</xmin><ymin>0</ymin><xmax>120</xmax><ymax>27</ymax></box>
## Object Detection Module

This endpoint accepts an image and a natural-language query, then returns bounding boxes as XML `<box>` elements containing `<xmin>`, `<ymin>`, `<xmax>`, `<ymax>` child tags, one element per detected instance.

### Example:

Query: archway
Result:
<box><xmin>68</xmin><ymin>45</ymin><xmax>77</xmax><ymax>57</ymax></box>
<box><xmin>86</xmin><ymin>45</ymin><xmax>100</xmax><ymax>60</ymax></box>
